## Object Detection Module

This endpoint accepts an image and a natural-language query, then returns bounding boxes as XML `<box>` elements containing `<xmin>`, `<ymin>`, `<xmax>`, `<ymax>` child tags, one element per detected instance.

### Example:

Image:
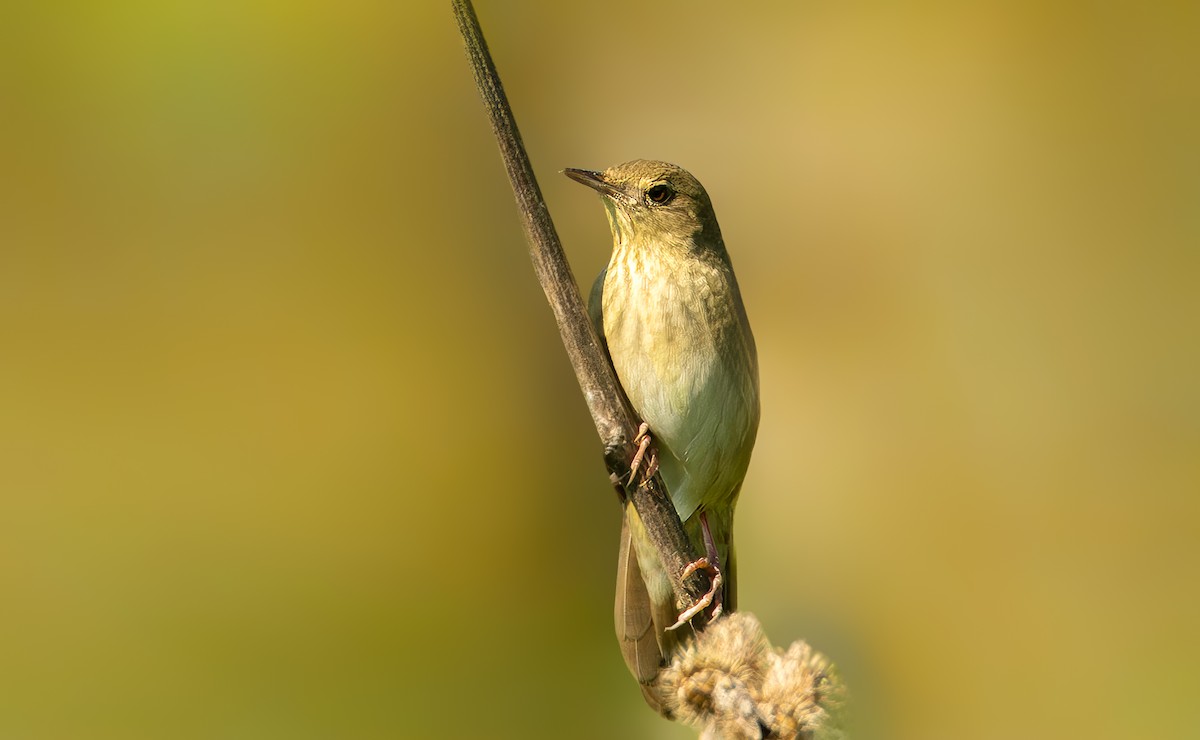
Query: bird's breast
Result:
<box><xmin>602</xmin><ymin>246</ymin><xmax>759</xmax><ymax>519</ymax></box>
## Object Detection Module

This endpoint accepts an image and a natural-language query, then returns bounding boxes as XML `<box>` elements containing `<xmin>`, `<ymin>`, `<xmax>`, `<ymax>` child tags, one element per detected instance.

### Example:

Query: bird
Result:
<box><xmin>564</xmin><ymin>160</ymin><xmax>760</xmax><ymax>708</ymax></box>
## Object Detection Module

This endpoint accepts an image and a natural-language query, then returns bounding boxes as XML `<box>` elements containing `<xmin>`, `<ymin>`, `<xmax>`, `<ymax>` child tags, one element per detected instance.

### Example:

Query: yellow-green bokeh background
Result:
<box><xmin>1</xmin><ymin>2</ymin><xmax>1196</xmax><ymax>738</ymax></box>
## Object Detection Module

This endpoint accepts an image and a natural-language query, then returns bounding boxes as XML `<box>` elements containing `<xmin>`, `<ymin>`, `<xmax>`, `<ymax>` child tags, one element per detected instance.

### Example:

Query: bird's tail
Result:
<box><xmin>614</xmin><ymin>501</ymin><xmax>739</xmax><ymax>716</ymax></box>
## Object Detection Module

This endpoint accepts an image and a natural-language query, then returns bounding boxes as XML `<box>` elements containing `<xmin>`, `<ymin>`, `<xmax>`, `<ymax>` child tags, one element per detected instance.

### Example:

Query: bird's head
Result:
<box><xmin>565</xmin><ymin>160</ymin><xmax>721</xmax><ymax>253</ymax></box>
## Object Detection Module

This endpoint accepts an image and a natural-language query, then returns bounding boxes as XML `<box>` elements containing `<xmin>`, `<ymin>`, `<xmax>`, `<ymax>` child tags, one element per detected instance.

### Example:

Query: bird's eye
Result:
<box><xmin>646</xmin><ymin>184</ymin><xmax>675</xmax><ymax>205</ymax></box>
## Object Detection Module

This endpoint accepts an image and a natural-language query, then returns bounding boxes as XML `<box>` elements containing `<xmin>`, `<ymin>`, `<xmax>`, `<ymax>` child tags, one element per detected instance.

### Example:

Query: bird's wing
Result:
<box><xmin>588</xmin><ymin>267</ymin><xmax>607</xmax><ymax>352</ymax></box>
<box><xmin>614</xmin><ymin>508</ymin><xmax>665</xmax><ymax>685</ymax></box>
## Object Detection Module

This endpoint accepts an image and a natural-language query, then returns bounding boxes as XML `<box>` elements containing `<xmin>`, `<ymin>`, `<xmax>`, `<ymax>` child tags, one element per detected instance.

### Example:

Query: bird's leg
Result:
<box><xmin>697</xmin><ymin>510</ymin><xmax>724</xmax><ymax>619</ymax></box>
<box><xmin>627</xmin><ymin>422</ymin><xmax>659</xmax><ymax>486</ymax></box>
<box><xmin>667</xmin><ymin>511</ymin><xmax>724</xmax><ymax>630</ymax></box>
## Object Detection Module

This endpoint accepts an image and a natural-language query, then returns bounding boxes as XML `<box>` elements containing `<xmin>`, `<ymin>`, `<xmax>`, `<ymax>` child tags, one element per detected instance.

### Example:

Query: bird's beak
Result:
<box><xmin>563</xmin><ymin>168</ymin><xmax>636</xmax><ymax>205</ymax></box>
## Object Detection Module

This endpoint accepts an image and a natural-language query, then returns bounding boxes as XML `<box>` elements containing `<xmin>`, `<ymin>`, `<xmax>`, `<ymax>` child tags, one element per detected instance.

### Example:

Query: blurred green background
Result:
<box><xmin>1</xmin><ymin>2</ymin><xmax>1196</xmax><ymax>738</ymax></box>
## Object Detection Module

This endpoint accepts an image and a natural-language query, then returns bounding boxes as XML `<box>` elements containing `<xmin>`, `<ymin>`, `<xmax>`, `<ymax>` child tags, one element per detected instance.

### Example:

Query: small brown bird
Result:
<box><xmin>565</xmin><ymin>160</ymin><xmax>760</xmax><ymax>703</ymax></box>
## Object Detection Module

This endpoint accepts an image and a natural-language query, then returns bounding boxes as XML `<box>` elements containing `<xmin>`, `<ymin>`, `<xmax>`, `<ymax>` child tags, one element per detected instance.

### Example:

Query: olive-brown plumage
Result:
<box><xmin>565</xmin><ymin>161</ymin><xmax>760</xmax><ymax>705</ymax></box>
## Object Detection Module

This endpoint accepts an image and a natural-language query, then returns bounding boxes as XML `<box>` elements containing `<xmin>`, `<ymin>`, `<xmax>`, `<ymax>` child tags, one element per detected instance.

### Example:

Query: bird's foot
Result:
<box><xmin>666</xmin><ymin>557</ymin><xmax>723</xmax><ymax>630</ymax></box>
<box><xmin>697</xmin><ymin>509</ymin><xmax>725</xmax><ymax>620</ymax></box>
<box><xmin>628</xmin><ymin>422</ymin><xmax>659</xmax><ymax>486</ymax></box>
<box><xmin>666</xmin><ymin>510</ymin><xmax>726</xmax><ymax>630</ymax></box>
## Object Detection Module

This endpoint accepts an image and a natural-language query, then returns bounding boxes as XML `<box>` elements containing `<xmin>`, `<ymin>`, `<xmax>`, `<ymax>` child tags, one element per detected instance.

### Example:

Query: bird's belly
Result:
<box><xmin>604</xmin><ymin>280</ymin><xmax>757</xmax><ymax>521</ymax></box>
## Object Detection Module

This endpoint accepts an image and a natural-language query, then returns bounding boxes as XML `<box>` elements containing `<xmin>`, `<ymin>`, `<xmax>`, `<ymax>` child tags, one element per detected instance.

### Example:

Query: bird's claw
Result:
<box><xmin>666</xmin><ymin>556</ymin><xmax>723</xmax><ymax>630</ymax></box>
<box><xmin>628</xmin><ymin>422</ymin><xmax>659</xmax><ymax>486</ymax></box>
